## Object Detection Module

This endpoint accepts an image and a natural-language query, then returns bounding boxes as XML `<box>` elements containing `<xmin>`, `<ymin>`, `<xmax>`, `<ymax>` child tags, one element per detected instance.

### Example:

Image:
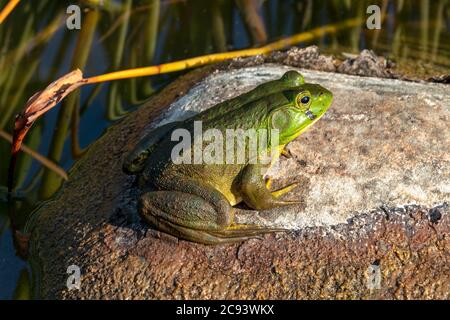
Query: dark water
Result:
<box><xmin>0</xmin><ymin>0</ymin><xmax>448</xmax><ymax>299</ymax></box>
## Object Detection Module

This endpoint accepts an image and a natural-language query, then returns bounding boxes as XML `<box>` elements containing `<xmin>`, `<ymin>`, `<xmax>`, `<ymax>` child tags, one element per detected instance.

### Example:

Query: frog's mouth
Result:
<box><xmin>282</xmin><ymin>110</ymin><xmax>327</xmax><ymax>143</ymax></box>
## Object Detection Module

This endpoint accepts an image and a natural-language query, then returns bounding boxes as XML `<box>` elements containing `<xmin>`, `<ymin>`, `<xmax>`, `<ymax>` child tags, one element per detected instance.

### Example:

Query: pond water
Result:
<box><xmin>0</xmin><ymin>0</ymin><xmax>448</xmax><ymax>299</ymax></box>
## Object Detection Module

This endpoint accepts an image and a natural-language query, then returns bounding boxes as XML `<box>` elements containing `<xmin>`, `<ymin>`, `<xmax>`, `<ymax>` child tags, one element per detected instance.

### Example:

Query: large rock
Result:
<box><xmin>28</xmin><ymin>53</ymin><xmax>449</xmax><ymax>299</ymax></box>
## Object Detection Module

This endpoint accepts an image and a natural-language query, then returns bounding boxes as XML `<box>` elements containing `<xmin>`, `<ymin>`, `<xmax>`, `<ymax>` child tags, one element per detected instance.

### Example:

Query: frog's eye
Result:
<box><xmin>295</xmin><ymin>90</ymin><xmax>312</xmax><ymax>111</ymax></box>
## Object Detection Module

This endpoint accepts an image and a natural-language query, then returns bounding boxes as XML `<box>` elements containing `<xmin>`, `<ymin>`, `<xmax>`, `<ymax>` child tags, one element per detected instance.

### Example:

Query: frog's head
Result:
<box><xmin>271</xmin><ymin>82</ymin><xmax>333</xmax><ymax>145</ymax></box>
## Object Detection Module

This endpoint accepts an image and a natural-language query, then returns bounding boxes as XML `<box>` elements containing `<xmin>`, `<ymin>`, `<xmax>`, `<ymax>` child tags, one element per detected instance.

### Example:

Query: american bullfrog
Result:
<box><xmin>123</xmin><ymin>71</ymin><xmax>333</xmax><ymax>244</ymax></box>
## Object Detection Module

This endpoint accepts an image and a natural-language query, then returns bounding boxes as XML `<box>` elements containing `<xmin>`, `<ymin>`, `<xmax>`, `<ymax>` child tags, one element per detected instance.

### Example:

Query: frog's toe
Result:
<box><xmin>271</xmin><ymin>182</ymin><xmax>299</xmax><ymax>198</ymax></box>
<box><xmin>280</xmin><ymin>148</ymin><xmax>293</xmax><ymax>158</ymax></box>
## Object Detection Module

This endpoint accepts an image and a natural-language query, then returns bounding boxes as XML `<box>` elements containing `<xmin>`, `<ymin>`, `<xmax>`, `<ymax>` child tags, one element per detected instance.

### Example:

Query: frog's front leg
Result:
<box><xmin>240</xmin><ymin>164</ymin><xmax>300</xmax><ymax>210</ymax></box>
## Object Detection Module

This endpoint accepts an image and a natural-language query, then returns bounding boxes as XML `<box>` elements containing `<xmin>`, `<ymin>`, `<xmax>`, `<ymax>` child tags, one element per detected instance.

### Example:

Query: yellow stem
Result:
<box><xmin>0</xmin><ymin>0</ymin><xmax>20</xmax><ymax>24</ymax></box>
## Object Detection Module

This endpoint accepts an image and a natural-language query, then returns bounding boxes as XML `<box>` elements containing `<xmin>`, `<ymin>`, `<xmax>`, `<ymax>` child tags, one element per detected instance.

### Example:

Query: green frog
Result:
<box><xmin>123</xmin><ymin>71</ymin><xmax>333</xmax><ymax>244</ymax></box>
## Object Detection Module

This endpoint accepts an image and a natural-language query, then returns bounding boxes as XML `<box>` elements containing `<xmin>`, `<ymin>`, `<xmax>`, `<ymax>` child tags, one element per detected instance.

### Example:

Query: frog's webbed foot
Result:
<box><xmin>145</xmin><ymin>214</ymin><xmax>285</xmax><ymax>245</ymax></box>
<box><xmin>208</xmin><ymin>222</ymin><xmax>287</xmax><ymax>238</ymax></box>
<box><xmin>142</xmin><ymin>212</ymin><xmax>262</xmax><ymax>245</ymax></box>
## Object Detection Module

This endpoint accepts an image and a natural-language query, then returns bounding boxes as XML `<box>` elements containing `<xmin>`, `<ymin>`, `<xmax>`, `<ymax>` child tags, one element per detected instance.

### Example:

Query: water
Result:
<box><xmin>0</xmin><ymin>0</ymin><xmax>448</xmax><ymax>299</ymax></box>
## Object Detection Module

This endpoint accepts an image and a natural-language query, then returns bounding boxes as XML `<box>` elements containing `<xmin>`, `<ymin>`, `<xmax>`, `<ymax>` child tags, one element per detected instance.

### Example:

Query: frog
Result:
<box><xmin>123</xmin><ymin>70</ymin><xmax>333</xmax><ymax>244</ymax></box>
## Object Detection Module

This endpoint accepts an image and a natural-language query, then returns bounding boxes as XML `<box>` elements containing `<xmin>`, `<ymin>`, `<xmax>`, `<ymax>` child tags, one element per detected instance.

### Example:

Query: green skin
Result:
<box><xmin>123</xmin><ymin>71</ymin><xmax>333</xmax><ymax>244</ymax></box>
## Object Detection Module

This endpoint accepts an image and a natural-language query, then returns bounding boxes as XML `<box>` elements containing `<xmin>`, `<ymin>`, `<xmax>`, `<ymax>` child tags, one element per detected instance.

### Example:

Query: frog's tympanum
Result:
<box><xmin>123</xmin><ymin>71</ymin><xmax>333</xmax><ymax>244</ymax></box>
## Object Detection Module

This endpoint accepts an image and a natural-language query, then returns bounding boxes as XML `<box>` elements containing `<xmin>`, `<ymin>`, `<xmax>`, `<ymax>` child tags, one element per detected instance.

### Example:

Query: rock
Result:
<box><xmin>267</xmin><ymin>46</ymin><xmax>338</xmax><ymax>72</ymax></box>
<box><xmin>337</xmin><ymin>49</ymin><xmax>394</xmax><ymax>78</ymax></box>
<box><xmin>27</xmin><ymin>52</ymin><xmax>449</xmax><ymax>299</ymax></box>
<box><xmin>429</xmin><ymin>74</ymin><xmax>450</xmax><ymax>84</ymax></box>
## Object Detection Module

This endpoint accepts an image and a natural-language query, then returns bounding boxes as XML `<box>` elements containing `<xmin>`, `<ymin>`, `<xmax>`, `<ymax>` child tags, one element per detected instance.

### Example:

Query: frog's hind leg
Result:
<box><xmin>139</xmin><ymin>189</ymin><xmax>232</xmax><ymax>232</ymax></box>
<box><xmin>139</xmin><ymin>182</ymin><xmax>285</xmax><ymax>245</ymax></box>
<box><xmin>143</xmin><ymin>210</ymin><xmax>285</xmax><ymax>245</ymax></box>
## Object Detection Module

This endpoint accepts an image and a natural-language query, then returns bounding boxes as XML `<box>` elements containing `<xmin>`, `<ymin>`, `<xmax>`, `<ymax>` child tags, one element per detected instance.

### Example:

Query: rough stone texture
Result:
<box><xmin>27</xmin><ymin>50</ymin><xmax>450</xmax><ymax>299</ymax></box>
<box><xmin>267</xmin><ymin>46</ymin><xmax>338</xmax><ymax>73</ymax></box>
<box><xmin>429</xmin><ymin>74</ymin><xmax>450</xmax><ymax>84</ymax></box>
<box><xmin>337</xmin><ymin>49</ymin><xmax>394</xmax><ymax>78</ymax></box>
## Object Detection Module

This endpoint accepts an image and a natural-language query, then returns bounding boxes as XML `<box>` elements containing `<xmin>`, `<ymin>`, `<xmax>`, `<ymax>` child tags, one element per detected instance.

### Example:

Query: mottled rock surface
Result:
<box><xmin>337</xmin><ymin>49</ymin><xmax>394</xmax><ymax>78</ymax></box>
<box><xmin>28</xmin><ymin>51</ymin><xmax>449</xmax><ymax>299</ymax></box>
